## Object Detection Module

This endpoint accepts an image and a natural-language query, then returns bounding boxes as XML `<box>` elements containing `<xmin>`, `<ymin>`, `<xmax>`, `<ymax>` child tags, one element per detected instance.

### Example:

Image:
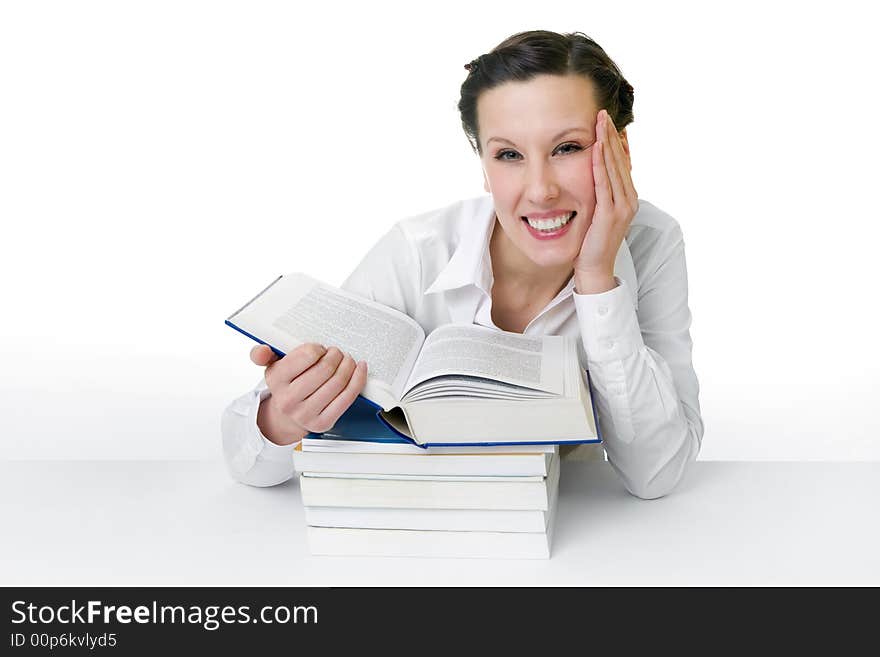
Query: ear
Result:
<box><xmin>618</xmin><ymin>128</ymin><xmax>632</xmax><ymax>171</ymax></box>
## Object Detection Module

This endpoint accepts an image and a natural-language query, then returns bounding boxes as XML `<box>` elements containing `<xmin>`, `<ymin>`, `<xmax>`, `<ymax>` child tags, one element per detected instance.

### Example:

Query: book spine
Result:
<box><xmin>299</xmin><ymin>475</ymin><xmax>550</xmax><ymax>510</ymax></box>
<box><xmin>303</xmin><ymin>506</ymin><xmax>548</xmax><ymax>532</ymax></box>
<box><xmin>292</xmin><ymin>453</ymin><xmax>549</xmax><ymax>477</ymax></box>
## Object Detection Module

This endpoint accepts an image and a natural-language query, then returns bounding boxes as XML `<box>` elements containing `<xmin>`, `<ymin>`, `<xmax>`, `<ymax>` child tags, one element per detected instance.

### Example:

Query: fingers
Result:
<box><xmin>592</xmin><ymin>113</ymin><xmax>612</xmax><ymax>211</ymax></box>
<box><xmin>261</xmin><ymin>343</ymin><xmax>368</xmax><ymax>435</ymax></box>
<box><xmin>603</xmin><ymin>112</ymin><xmax>638</xmax><ymax>206</ymax></box>
<box><xmin>301</xmin><ymin>352</ymin><xmax>358</xmax><ymax>416</ymax></box>
<box><xmin>316</xmin><ymin>359</ymin><xmax>368</xmax><ymax>428</ymax></box>
<box><xmin>282</xmin><ymin>346</ymin><xmax>345</xmax><ymax>402</ymax></box>
<box><xmin>264</xmin><ymin>343</ymin><xmax>326</xmax><ymax>390</ymax></box>
<box><xmin>601</xmin><ymin>111</ymin><xmax>625</xmax><ymax>206</ymax></box>
<box><xmin>250</xmin><ymin>344</ymin><xmax>279</xmax><ymax>366</ymax></box>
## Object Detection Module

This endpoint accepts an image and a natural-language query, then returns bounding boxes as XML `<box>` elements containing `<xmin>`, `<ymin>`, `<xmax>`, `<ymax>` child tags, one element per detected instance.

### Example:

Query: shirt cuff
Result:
<box><xmin>573</xmin><ymin>276</ymin><xmax>644</xmax><ymax>363</ymax></box>
<box><xmin>249</xmin><ymin>382</ymin><xmax>299</xmax><ymax>464</ymax></box>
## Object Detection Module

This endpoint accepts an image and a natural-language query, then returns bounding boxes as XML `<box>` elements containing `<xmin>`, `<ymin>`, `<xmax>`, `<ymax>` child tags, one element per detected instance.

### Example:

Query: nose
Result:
<box><xmin>525</xmin><ymin>160</ymin><xmax>559</xmax><ymax>202</ymax></box>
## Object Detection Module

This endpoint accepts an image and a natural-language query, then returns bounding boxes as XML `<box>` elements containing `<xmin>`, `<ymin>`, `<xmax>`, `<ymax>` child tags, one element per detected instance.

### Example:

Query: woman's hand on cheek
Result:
<box><xmin>574</xmin><ymin>109</ymin><xmax>639</xmax><ymax>294</ymax></box>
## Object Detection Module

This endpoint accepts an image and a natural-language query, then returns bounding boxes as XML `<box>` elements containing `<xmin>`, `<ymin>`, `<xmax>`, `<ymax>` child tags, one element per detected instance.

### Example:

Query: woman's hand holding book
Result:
<box><xmin>251</xmin><ymin>343</ymin><xmax>368</xmax><ymax>446</ymax></box>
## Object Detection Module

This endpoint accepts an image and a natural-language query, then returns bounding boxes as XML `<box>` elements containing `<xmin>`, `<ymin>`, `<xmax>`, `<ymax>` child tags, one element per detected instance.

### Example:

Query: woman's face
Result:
<box><xmin>478</xmin><ymin>74</ymin><xmax>603</xmax><ymax>272</ymax></box>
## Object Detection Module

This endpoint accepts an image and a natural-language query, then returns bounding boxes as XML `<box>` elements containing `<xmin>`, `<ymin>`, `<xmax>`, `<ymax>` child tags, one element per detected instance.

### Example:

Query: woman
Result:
<box><xmin>222</xmin><ymin>30</ymin><xmax>703</xmax><ymax>499</ymax></box>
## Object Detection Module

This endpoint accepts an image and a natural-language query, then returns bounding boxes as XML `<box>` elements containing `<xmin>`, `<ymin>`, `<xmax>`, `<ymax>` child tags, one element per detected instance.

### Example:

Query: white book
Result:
<box><xmin>306</xmin><ymin>504</ymin><xmax>557</xmax><ymax>559</ymax></box>
<box><xmin>226</xmin><ymin>273</ymin><xmax>599</xmax><ymax>447</ymax></box>
<box><xmin>293</xmin><ymin>443</ymin><xmax>554</xmax><ymax>477</ymax></box>
<box><xmin>304</xmin><ymin>506</ymin><xmax>551</xmax><ymax>533</ymax></box>
<box><xmin>303</xmin><ymin>468</ymin><xmax>559</xmax><ymax>533</ymax></box>
<box><xmin>301</xmin><ymin>438</ymin><xmax>557</xmax><ymax>455</ymax></box>
<box><xmin>303</xmin><ymin>471</ymin><xmax>544</xmax><ymax>482</ymax></box>
<box><xmin>299</xmin><ymin>454</ymin><xmax>559</xmax><ymax>511</ymax></box>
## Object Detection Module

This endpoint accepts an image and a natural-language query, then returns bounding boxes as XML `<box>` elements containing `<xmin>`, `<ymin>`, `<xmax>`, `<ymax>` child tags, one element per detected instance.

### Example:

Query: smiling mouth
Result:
<box><xmin>521</xmin><ymin>211</ymin><xmax>576</xmax><ymax>232</ymax></box>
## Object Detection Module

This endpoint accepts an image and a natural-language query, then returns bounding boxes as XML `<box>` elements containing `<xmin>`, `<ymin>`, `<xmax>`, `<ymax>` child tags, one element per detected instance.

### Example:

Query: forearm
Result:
<box><xmin>574</xmin><ymin>278</ymin><xmax>703</xmax><ymax>499</ymax></box>
<box><xmin>588</xmin><ymin>347</ymin><xmax>702</xmax><ymax>499</ymax></box>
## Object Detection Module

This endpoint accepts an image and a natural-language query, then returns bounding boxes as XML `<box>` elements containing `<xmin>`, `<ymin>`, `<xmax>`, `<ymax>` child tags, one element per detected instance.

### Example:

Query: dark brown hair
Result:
<box><xmin>458</xmin><ymin>30</ymin><xmax>635</xmax><ymax>156</ymax></box>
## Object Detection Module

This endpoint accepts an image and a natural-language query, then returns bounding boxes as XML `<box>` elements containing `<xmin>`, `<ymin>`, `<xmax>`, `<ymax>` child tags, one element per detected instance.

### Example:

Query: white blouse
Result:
<box><xmin>221</xmin><ymin>195</ymin><xmax>703</xmax><ymax>499</ymax></box>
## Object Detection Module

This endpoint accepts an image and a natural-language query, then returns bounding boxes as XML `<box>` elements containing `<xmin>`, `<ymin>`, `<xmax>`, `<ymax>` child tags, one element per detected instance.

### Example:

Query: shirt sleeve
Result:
<box><xmin>573</xmin><ymin>223</ymin><xmax>703</xmax><ymax>499</ymax></box>
<box><xmin>220</xmin><ymin>378</ymin><xmax>298</xmax><ymax>487</ymax></box>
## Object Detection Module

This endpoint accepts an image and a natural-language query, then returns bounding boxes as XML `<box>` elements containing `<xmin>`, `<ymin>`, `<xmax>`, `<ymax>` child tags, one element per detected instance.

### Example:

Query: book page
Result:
<box><xmin>401</xmin><ymin>324</ymin><xmax>564</xmax><ymax>398</ymax></box>
<box><xmin>228</xmin><ymin>273</ymin><xmax>425</xmax><ymax>408</ymax></box>
<box><xmin>401</xmin><ymin>375</ymin><xmax>557</xmax><ymax>402</ymax></box>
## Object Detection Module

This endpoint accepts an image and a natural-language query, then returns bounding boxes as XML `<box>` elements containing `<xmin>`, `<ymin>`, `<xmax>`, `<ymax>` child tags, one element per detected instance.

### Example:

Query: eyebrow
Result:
<box><xmin>486</xmin><ymin>127</ymin><xmax>593</xmax><ymax>147</ymax></box>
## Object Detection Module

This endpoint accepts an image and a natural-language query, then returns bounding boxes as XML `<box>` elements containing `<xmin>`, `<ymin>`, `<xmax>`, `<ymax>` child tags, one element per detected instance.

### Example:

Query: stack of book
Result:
<box><xmin>294</xmin><ymin>420</ymin><xmax>561</xmax><ymax>559</ymax></box>
<box><xmin>226</xmin><ymin>273</ymin><xmax>601</xmax><ymax>559</ymax></box>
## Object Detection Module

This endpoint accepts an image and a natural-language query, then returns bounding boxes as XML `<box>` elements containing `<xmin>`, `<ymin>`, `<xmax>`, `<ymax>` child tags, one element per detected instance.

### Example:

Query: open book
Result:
<box><xmin>226</xmin><ymin>273</ymin><xmax>600</xmax><ymax>448</ymax></box>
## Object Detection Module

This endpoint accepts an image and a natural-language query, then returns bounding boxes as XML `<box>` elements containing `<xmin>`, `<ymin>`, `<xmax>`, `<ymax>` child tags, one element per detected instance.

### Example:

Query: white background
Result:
<box><xmin>2</xmin><ymin>0</ymin><xmax>878</xmax><ymax>462</ymax></box>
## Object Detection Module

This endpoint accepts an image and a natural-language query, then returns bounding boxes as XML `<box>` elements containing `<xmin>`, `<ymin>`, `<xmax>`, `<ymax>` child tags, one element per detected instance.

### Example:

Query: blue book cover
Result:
<box><xmin>304</xmin><ymin>394</ymin><xmax>414</xmax><ymax>445</ymax></box>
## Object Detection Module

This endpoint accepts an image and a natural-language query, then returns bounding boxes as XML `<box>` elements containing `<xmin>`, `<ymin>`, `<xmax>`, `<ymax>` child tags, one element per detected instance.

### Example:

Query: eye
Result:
<box><xmin>555</xmin><ymin>142</ymin><xmax>583</xmax><ymax>155</ymax></box>
<box><xmin>494</xmin><ymin>149</ymin><xmax>520</xmax><ymax>161</ymax></box>
<box><xmin>492</xmin><ymin>142</ymin><xmax>585</xmax><ymax>162</ymax></box>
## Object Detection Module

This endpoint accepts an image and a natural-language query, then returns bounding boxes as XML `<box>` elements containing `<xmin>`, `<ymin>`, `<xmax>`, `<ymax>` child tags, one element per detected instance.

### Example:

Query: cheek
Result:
<box><xmin>560</xmin><ymin>158</ymin><xmax>596</xmax><ymax>199</ymax></box>
<box><xmin>484</xmin><ymin>168</ymin><xmax>515</xmax><ymax>197</ymax></box>
<box><xmin>562</xmin><ymin>160</ymin><xmax>597</xmax><ymax>237</ymax></box>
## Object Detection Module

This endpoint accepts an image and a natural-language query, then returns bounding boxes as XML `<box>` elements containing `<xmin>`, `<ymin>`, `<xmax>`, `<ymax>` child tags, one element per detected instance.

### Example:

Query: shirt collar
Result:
<box><xmin>424</xmin><ymin>195</ymin><xmax>638</xmax><ymax>310</ymax></box>
<box><xmin>424</xmin><ymin>195</ymin><xmax>496</xmax><ymax>296</ymax></box>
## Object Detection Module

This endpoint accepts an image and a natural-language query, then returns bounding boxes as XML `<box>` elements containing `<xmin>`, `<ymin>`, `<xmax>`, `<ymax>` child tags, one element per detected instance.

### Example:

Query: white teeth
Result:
<box><xmin>525</xmin><ymin>212</ymin><xmax>574</xmax><ymax>231</ymax></box>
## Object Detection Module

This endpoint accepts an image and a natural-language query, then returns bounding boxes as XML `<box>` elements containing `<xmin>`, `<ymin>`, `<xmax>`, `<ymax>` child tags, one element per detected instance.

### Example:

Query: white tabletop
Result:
<box><xmin>2</xmin><ymin>460</ymin><xmax>878</xmax><ymax>586</ymax></box>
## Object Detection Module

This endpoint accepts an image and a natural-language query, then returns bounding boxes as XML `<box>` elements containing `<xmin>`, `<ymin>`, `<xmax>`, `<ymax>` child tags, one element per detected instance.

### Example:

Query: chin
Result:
<box><xmin>517</xmin><ymin>233</ymin><xmax>586</xmax><ymax>271</ymax></box>
<box><xmin>522</xmin><ymin>247</ymin><xmax>580</xmax><ymax>271</ymax></box>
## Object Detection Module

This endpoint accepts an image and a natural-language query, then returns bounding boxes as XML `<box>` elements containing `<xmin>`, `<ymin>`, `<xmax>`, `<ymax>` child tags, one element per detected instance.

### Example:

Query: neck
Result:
<box><xmin>488</xmin><ymin>218</ymin><xmax>573</xmax><ymax>301</ymax></box>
